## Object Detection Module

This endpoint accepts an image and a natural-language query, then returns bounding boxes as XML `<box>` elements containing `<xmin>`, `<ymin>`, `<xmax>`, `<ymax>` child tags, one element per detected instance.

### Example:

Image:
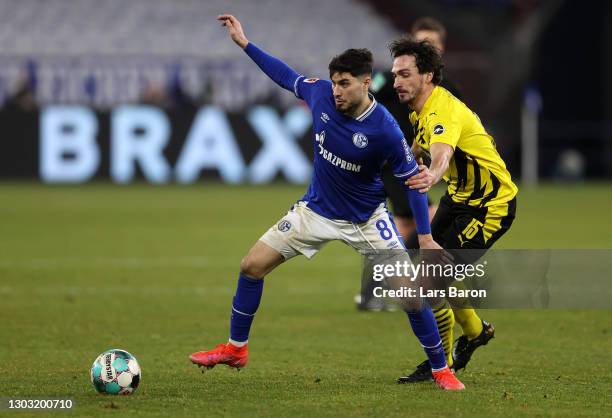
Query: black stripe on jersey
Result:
<box><xmin>414</xmin><ymin>120</ymin><xmax>427</xmax><ymax>146</ymax></box>
<box><xmin>479</xmin><ymin>171</ymin><xmax>501</xmax><ymax>207</ymax></box>
<box><xmin>467</xmin><ymin>157</ymin><xmax>485</xmax><ymax>205</ymax></box>
<box><xmin>454</xmin><ymin>147</ymin><xmax>469</xmax><ymax>191</ymax></box>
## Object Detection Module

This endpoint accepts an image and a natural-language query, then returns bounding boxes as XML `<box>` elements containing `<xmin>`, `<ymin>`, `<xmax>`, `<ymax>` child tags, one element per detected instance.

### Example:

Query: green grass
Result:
<box><xmin>0</xmin><ymin>182</ymin><xmax>611</xmax><ymax>417</ymax></box>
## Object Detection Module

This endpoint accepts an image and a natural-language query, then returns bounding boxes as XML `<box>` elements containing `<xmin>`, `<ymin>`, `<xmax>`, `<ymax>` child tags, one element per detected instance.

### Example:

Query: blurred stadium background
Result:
<box><xmin>0</xmin><ymin>1</ymin><xmax>610</xmax><ymax>416</ymax></box>
<box><xmin>0</xmin><ymin>0</ymin><xmax>610</xmax><ymax>183</ymax></box>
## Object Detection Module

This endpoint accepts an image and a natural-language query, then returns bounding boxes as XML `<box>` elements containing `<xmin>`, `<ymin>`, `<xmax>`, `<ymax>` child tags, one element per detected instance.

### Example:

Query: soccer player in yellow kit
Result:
<box><xmin>389</xmin><ymin>36</ymin><xmax>518</xmax><ymax>382</ymax></box>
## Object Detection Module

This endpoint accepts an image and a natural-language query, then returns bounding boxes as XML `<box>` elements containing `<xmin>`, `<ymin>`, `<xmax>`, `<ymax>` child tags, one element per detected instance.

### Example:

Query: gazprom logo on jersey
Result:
<box><xmin>317</xmin><ymin>132</ymin><xmax>361</xmax><ymax>173</ymax></box>
<box><xmin>39</xmin><ymin>105</ymin><xmax>313</xmax><ymax>184</ymax></box>
<box><xmin>352</xmin><ymin>132</ymin><xmax>368</xmax><ymax>149</ymax></box>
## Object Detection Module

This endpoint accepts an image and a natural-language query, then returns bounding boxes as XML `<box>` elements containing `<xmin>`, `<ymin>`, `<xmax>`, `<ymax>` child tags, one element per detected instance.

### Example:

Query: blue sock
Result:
<box><xmin>229</xmin><ymin>273</ymin><xmax>264</xmax><ymax>344</ymax></box>
<box><xmin>406</xmin><ymin>308</ymin><xmax>447</xmax><ymax>370</ymax></box>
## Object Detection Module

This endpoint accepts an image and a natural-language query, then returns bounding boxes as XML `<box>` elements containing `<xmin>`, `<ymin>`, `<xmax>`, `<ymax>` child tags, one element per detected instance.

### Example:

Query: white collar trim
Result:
<box><xmin>356</xmin><ymin>95</ymin><xmax>377</xmax><ymax>122</ymax></box>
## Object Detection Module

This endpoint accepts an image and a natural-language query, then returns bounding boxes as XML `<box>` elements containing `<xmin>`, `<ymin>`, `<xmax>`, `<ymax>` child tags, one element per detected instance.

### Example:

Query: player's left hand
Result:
<box><xmin>406</xmin><ymin>165</ymin><xmax>437</xmax><ymax>193</ymax></box>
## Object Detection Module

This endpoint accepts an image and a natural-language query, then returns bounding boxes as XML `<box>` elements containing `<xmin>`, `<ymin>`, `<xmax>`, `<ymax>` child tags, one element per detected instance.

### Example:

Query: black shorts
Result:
<box><xmin>406</xmin><ymin>194</ymin><xmax>517</xmax><ymax>263</ymax></box>
<box><xmin>381</xmin><ymin>163</ymin><xmax>431</xmax><ymax>218</ymax></box>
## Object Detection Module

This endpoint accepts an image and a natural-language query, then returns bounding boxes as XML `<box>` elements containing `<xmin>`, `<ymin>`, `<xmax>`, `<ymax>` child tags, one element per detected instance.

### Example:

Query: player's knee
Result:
<box><xmin>239</xmin><ymin>255</ymin><xmax>265</xmax><ymax>279</ymax></box>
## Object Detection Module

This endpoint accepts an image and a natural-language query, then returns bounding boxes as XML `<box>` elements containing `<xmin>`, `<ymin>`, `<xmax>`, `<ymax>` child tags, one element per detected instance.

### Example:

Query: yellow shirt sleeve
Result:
<box><xmin>427</xmin><ymin>111</ymin><xmax>460</xmax><ymax>149</ymax></box>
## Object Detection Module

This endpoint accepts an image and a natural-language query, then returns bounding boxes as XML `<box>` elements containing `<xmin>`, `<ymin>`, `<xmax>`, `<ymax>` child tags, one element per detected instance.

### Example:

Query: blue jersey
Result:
<box><xmin>244</xmin><ymin>43</ymin><xmax>430</xmax><ymax>231</ymax></box>
<box><xmin>294</xmin><ymin>77</ymin><xmax>418</xmax><ymax>222</ymax></box>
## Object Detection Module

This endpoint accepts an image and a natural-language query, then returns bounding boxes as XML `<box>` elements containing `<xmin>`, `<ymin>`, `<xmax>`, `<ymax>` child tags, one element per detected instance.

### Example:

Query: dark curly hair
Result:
<box><xmin>388</xmin><ymin>36</ymin><xmax>444</xmax><ymax>85</ymax></box>
<box><xmin>328</xmin><ymin>48</ymin><xmax>373</xmax><ymax>78</ymax></box>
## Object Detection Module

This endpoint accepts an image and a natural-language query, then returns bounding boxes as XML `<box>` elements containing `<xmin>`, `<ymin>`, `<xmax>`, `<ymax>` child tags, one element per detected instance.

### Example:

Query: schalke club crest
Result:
<box><xmin>352</xmin><ymin>132</ymin><xmax>368</xmax><ymax>148</ymax></box>
<box><xmin>278</xmin><ymin>220</ymin><xmax>291</xmax><ymax>232</ymax></box>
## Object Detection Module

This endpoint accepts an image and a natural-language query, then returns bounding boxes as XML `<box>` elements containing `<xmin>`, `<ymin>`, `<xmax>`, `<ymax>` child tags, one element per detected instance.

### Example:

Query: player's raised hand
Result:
<box><xmin>217</xmin><ymin>14</ymin><xmax>249</xmax><ymax>49</ymax></box>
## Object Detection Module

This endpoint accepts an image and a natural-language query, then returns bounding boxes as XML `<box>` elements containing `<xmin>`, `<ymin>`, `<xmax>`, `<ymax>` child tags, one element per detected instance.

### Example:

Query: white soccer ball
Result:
<box><xmin>90</xmin><ymin>349</ymin><xmax>141</xmax><ymax>395</ymax></box>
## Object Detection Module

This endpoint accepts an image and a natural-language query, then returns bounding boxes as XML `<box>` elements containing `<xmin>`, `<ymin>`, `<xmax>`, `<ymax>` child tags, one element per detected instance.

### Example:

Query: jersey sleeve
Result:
<box><xmin>384</xmin><ymin>124</ymin><xmax>419</xmax><ymax>180</ymax></box>
<box><xmin>295</xmin><ymin>77</ymin><xmax>331</xmax><ymax>107</ymax></box>
<box><xmin>244</xmin><ymin>42</ymin><xmax>302</xmax><ymax>93</ymax></box>
<box><xmin>426</xmin><ymin>111</ymin><xmax>461</xmax><ymax>149</ymax></box>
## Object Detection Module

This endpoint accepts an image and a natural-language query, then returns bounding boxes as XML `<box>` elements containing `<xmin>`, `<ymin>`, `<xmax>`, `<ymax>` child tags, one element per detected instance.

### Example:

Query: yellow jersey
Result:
<box><xmin>410</xmin><ymin>86</ymin><xmax>518</xmax><ymax>207</ymax></box>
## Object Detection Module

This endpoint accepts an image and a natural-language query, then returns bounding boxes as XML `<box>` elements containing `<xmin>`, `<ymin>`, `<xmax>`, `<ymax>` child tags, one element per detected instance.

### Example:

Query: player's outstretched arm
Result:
<box><xmin>217</xmin><ymin>14</ymin><xmax>301</xmax><ymax>93</ymax></box>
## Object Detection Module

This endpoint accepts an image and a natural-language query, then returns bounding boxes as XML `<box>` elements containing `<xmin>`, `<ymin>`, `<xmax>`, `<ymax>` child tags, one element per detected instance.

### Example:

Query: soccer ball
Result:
<box><xmin>90</xmin><ymin>349</ymin><xmax>141</xmax><ymax>395</ymax></box>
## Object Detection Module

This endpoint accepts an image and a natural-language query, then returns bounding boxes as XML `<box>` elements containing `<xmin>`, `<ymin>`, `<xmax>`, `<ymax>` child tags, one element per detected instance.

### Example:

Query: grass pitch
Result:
<box><xmin>0</xmin><ymin>182</ymin><xmax>611</xmax><ymax>417</ymax></box>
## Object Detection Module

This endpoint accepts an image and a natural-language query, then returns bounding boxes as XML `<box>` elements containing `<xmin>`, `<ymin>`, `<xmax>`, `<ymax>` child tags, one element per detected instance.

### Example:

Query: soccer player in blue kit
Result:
<box><xmin>189</xmin><ymin>14</ymin><xmax>465</xmax><ymax>390</ymax></box>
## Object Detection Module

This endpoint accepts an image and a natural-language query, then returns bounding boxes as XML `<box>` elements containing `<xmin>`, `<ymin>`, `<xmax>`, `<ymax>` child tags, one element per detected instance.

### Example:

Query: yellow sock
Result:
<box><xmin>433</xmin><ymin>303</ymin><xmax>455</xmax><ymax>367</ymax></box>
<box><xmin>453</xmin><ymin>308</ymin><xmax>483</xmax><ymax>340</ymax></box>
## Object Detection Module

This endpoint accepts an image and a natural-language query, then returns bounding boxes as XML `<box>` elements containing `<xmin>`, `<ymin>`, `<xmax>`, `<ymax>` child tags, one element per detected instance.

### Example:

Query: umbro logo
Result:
<box><xmin>320</xmin><ymin>113</ymin><xmax>330</xmax><ymax>123</ymax></box>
